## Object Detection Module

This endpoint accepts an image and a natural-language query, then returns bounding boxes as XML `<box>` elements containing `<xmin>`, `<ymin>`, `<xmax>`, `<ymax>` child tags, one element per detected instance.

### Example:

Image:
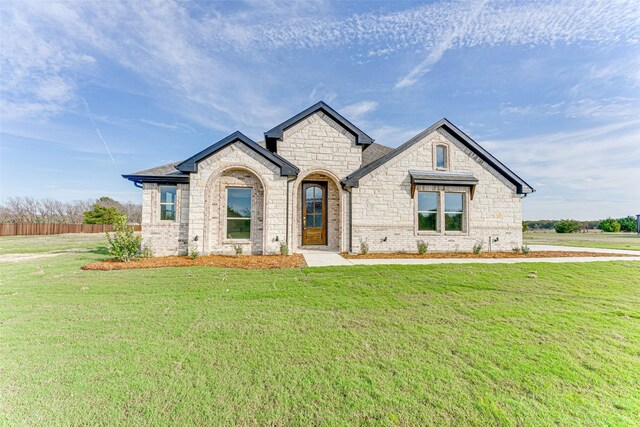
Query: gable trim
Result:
<box><xmin>264</xmin><ymin>101</ymin><xmax>374</xmax><ymax>146</ymax></box>
<box><xmin>342</xmin><ymin>119</ymin><xmax>534</xmax><ymax>194</ymax></box>
<box><xmin>176</xmin><ymin>131</ymin><xmax>299</xmax><ymax>176</ymax></box>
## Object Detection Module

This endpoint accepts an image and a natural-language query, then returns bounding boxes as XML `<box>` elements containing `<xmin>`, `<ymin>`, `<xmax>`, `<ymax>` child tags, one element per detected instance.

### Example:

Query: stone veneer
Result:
<box><xmin>140</xmin><ymin>113</ymin><xmax>524</xmax><ymax>256</ymax></box>
<box><xmin>141</xmin><ymin>182</ymin><xmax>189</xmax><ymax>256</ymax></box>
<box><xmin>350</xmin><ymin>128</ymin><xmax>522</xmax><ymax>253</ymax></box>
<box><xmin>280</xmin><ymin>112</ymin><xmax>358</xmax><ymax>252</ymax></box>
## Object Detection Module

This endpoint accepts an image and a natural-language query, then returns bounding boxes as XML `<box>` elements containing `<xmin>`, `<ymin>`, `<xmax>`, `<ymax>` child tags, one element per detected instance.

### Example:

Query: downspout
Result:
<box><xmin>286</xmin><ymin>176</ymin><xmax>296</xmax><ymax>251</ymax></box>
<box><xmin>344</xmin><ymin>186</ymin><xmax>353</xmax><ymax>253</ymax></box>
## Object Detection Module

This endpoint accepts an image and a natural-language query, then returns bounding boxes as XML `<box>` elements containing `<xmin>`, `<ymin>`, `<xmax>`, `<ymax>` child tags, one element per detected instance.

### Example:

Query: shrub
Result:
<box><xmin>416</xmin><ymin>240</ymin><xmax>428</xmax><ymax>255</ymax></box>
<box><xmin>512</xmin><ymin>246</ymin><xmax>521</xmax><ymax>253</ymax></box>
<box><xmin>233</xmin><ymin>244</ymin><xmax>243</xmax><ymax>256</ymax></box>
<box><xmin>472</xmin><ymin>242</ymin><xmax>483</xmax><ymax>254</ymax></box>
<box><xmin>188</xmin><ymin>242</ymin><xmax>199</xmax><ymax>259</ymax></box>
<box><xmin>522</xmin><ymin>221</ymin><xmax>529</xmax><ymax>232</ymax></box>
<box><xmin>521</xmin><ymin>245</ymin><xmax>530</xmax><ymax>255</ymax></box>
<box><xmin>141</xmin><ymin>245</ymin><xmax>154</xmax><ymax>258</ymax></box>
<box><xmin>618</xmin><ymin>216</ymin><xmax>638</xmax><ymax>232</ymax></box>
<box><xmin>279</xmin><ymin>240</ymin><xmax>289</xmax><ymax>256</ymax></box>
<box><xmin>105</xmin><ymin>216</ymin><xmax>142</xmax><ymax>262</ymax></box>
<box><xmin>598</xmin><ymin>218</ymin><xmax>621</xmax><ymax>233</ymax></box>
<box><xmin>360</xmin><ymin>241</ymin><xmax>369</xmax><ymax>255</ymax></box>
<box><xmin>554</xmin><ymin>219</ymin><xmax>581</xmax><ymax>234</ymax></box>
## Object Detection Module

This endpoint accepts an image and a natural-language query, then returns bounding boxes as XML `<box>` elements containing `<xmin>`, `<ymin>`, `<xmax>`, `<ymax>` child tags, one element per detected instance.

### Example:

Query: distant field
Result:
<box><xmin>0</xmin><ymin>233</ymin><xmax>106</xmax><ymax>255</ymax></box>
<box><xmin>524</xmin><ymin>231</ymin><xmax>640</xmax><ymax>251</ymax></box>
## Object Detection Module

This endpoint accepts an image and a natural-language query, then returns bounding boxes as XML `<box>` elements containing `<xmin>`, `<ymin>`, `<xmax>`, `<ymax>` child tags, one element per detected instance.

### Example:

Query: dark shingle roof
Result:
<box><xmin>343</xmin><ymin>118</ymin><xmax>534</xmax><ymax>194</ymax></box>
<box><xmin>362</xmin><ymin>142</ymin><xmax>394</xmax><ymax>166</ymax></box>
<box><xmin>264</xmin><ymin>101</ymin><xmax>374</xmax><ymax>145</ymax></box>
<box><xmin>176</xmin><ymin>131</ymin><xmax>298</xmax><ymax>176</ymax></box>
<box><xmin>122</xmin><ymin>161</ymin><xmax>189</xmax><ymax>183</ymax></box>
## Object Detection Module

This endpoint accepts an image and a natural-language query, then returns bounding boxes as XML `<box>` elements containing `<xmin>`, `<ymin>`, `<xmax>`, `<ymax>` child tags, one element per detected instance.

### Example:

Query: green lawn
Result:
<box><xmin>1</xmin><ymin>249</ymin><xmax>639</xmax><ymax>425</ymax></box>
<box><xmin>0</xmin><ymin>233</ymin><xmax>106</xmax><ymax>255</ymax></box>
<box><xmin>524</xmin><ymin>231</ymin><xmax>640</xmax><ymax>251</ymax></box>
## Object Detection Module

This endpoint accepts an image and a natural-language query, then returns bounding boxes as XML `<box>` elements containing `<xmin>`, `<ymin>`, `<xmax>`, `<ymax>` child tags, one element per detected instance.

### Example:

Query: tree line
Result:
<box><xmin>0</xmin><ymin>196</ymin><xmax>142</xmax><ymax>224</ymax></box>
<box><xmin>524</xmin><ymin>216</ymin><xmax>638</xmax><ymax>233</ymax></box>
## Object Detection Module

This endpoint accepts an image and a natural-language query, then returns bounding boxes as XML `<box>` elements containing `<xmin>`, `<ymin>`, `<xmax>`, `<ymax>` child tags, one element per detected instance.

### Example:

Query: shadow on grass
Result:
<box><xmin>89</xmin><ymin>247</ymin><xmax>110</xmax><ymax>256</ymax></box>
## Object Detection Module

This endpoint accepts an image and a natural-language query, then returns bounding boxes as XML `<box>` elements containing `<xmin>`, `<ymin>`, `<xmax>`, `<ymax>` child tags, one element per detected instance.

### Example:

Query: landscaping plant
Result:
<box><xmin>279</xmin><ymin>240</ymin><xmax>289</xmax><ymax>256</ymax></box>
<box><xmin>105</xmin><ymin>216</ymin><xmax>142</xmax><ymax>262</ymax></box>
<box><xmin>472</xmin><ymin>242</ymin><xmax>483</xmax><ymax>254</ymax></box>
<box><xmin>416</xmin><ymin>240</ymin><xmax>428</xmax><ymax>255</ymax></box>
<box><xmin>360</xmin><ymin>241</ymin><xmax>369</xmax><ymax>255</ymax></box>
<box><xmin>233</xmin><ymin>244</ymin><xmax>244</xmax><ymax>256</ymax></box>
<box><xmin>188</xmin><ymin>242</ymin><xmax>200</xmax><ymax>259</ymax></box>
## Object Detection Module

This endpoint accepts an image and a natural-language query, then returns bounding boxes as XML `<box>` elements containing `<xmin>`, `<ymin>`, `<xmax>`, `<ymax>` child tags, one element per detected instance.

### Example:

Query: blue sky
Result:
<box><xmin>1</xmin><ymin>0</ymin><xmax>638</xmax><ymax>220</ymax></box>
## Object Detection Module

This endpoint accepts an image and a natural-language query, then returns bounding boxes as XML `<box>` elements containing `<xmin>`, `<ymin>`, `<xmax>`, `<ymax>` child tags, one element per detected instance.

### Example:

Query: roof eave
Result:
<box><xmin>121</xmin><ymin>174</ymin><xmax>189</xmax><ymax>184</ymax></box>
<box><xmin>264</xmin><ymin>101</ymin><xmax>374</xmax><ymax>146</ymax></box>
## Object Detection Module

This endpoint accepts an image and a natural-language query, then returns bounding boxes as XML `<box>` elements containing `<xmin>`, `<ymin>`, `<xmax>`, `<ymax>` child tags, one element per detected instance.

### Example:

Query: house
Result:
<box><xmin>123</xmin><ymin>102</ymin><xmax>534</xmax><ymax>256</ymax></box>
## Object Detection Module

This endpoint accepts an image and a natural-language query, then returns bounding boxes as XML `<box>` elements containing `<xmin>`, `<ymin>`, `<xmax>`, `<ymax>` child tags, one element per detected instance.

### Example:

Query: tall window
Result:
<box><xmin>227</xmin><ymin>188</ymin><xmax>251</xmax><ymax>239</ymax></box>
<box><xmin>417</xmin><ymin>191</ymin><xmax>438</xmax><ymax>231</ymax></box>
<box><xmin>159</xmin><ymin>185</ymin><xmax>176</xmax><ymax>221</ymax></box>
<box><xmin>436</xmin><ymin>145</ymin><xmax>448</xmax><ymax>169</ymax></box>
<box><xmin>444</xmin><ymin>193</ymin><xmax>464</xmax><ymax>231</ymax></box>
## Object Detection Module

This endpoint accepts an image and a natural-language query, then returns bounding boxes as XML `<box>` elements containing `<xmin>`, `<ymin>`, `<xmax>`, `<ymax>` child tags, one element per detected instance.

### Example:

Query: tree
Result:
<box><xmin>83</xmin><ymin>204</ymin><xmax>125</xmax><ymax>225</ymax></box>
<box><xmin>105</xmin><ymin>216</ymin><xmax>142</xmax><ymax>262</ymax></box>
<box><xmin>598</xmin><ymin>218</ymin><xmax>621</xmax><ymax>233</ymax></box>
<box><xmin>555</xmin><ymin>219</ymin><xmax>581</xmax><ymax>233</ymax></box>
<box><xmin>522</xmin><ymin>221</ymin><xmax>529</xmax><ymax>232</ymax></box>
<box><xmin>618</xmin><ymin>216</ymin><xmax>638</xmax><ymax>233</ymax></box>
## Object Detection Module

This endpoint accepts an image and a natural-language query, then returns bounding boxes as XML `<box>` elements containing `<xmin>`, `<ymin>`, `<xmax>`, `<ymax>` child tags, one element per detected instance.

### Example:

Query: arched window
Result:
<box><xmin>435</xmin><ymin>145</ymin><xmax>448</xmax><ymax>169</ymax></box>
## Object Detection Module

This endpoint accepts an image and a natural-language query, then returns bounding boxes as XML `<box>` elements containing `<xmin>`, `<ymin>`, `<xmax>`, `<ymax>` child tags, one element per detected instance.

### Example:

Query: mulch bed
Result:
<box><xmin>342</xmin><ymin>251</ymin><xmax>637</xmax><ymax>259</ymax></box>
<box><xmin>82</xmin><ymin>254</ymin><xmax>307</xmax><ymax>271</ymax></box>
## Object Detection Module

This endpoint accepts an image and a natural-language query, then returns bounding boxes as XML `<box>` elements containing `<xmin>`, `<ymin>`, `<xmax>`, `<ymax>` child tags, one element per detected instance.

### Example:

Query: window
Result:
<box><xmin>417</xmin><ymin>192</ymin><xmax>438</xmax><ymax>231</ymax></box>
<box><xmin>159</xmin><ymin>185</ymin><xmax>176</xmax><ymax>221</ymax></box>
<box><xmin>436</xmin><ymin>145</ymin><xmax>448</xmax><ymax>169</ymax></box>
<box><xmin>444</xmin><ymin>193</ymin><xmax>464</xmax><ymax>231</ymax></box>
<box><xmin>226</xmin><ymin>188</ymin><xmax>251</xmax><ymax>239</ymax></box>
<box><xmin>417</xmin><ymin>190</ymin><xmax>466</xmax><ymax>233</ymax></box>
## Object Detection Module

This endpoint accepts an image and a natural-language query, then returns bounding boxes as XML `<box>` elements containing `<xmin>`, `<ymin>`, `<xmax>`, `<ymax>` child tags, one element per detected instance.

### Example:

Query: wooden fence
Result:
<box><xmin>0</xmin><ymin>223</ymin><xmax>141</xmax><ymax>237</ymax></box>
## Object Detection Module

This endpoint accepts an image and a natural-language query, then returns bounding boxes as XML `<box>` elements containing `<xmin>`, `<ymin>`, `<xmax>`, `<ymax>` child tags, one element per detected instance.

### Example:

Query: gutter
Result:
<box><xmin>344</xmin><ymin>186</ymin><xmax>353</xmax><ymax>253</ymax></box>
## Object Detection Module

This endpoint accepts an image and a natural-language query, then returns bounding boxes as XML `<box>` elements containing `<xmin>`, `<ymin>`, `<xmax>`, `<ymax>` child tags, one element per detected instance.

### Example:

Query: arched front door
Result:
<box><xmin>302</xmin><ymin>182</ymin><xmax>327</xmax><ymax>245</ymax></box>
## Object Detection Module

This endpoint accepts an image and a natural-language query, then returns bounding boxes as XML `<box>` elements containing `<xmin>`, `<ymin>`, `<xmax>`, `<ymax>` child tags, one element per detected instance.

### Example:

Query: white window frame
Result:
<box><xmin>225</xmin><ymin>187</ymin><xmax>252</xmax><ymax>241</ymax></box>
<box><xmin>159</xmin><ymin>185</ymin><xmax>177</xmax><ymax>222</ymax></box>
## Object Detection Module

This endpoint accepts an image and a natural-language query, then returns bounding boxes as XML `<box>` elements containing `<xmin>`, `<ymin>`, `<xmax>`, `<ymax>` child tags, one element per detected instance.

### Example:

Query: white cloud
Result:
<box><xmin>340</xmin><ymin>100</ymin><xmax>378</xmax><ymax>120</ymax></box>
<box><xmin>484</xmin><ymin>120</ymin><xmax>640</xmax><ymax>219</ymax></box>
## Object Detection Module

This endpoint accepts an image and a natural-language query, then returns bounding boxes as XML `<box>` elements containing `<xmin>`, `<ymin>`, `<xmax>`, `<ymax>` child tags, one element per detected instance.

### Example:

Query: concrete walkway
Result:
<box><xmin>301</xmin><ymin>246</ymin><xmax>640</xmax><ymax>267</ymax></box>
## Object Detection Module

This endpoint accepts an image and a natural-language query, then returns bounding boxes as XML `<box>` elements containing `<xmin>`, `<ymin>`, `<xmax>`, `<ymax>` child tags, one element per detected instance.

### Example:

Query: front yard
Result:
<box><xmin>1</xmin><ymin>243</ymin><xmax>639</xmax><ymax>425</ymax></box>
<box><xmin>524</xmin><ymin>230</ymin><xmax>640</xmax><ymax>251</ymax></box>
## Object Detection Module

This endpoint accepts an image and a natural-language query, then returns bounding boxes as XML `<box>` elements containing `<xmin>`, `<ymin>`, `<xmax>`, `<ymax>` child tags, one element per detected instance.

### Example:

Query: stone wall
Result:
<box><xmin>207</xmin><ymin>169</ymin><xmax>264</xmax><ymax>255</ymax></box>
<box><xmin>351</xmin><ymin>128</ymin><xmax>522</xmax><ymax>253</ymax></box>
<box><xmin>141</xmin><ymin>182</ymin><xmax>190</xmax><ymax>256</ymax></box>
<box><xmin>187</xmin><ymin>142</ymin><xmax>289</xmax><ymax>255</ymax></box>
<box><xmin>293</xmin><ymin>172</ymin><xmax>342</xmax><ymax>251</ymax></box>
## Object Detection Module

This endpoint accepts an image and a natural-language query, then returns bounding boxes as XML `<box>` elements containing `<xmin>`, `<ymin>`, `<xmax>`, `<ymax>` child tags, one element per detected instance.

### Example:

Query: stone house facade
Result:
<box><xmin>124</xmin><ymin>102</ymin><xmax>533</xmax><ymax>256</ymax></box>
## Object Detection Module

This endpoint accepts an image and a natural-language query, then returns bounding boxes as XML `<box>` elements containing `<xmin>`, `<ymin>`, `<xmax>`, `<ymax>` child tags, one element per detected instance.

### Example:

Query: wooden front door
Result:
<box><xmin>302</xmin><ymin>182</ymin><xmax>327</xmax><ymax>246</ymax></box>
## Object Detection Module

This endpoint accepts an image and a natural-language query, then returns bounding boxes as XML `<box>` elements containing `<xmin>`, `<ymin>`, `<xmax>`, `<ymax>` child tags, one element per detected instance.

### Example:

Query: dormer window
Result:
<box><xmin>435</xmin><ymin>144</ymin><xmax>448</xmax><ymax>170</ymax></box>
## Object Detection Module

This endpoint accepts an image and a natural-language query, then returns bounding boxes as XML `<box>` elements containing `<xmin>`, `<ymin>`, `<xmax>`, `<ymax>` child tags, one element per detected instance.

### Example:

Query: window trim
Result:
<box><xmin>415</xmin><ymin>188</ymin><xmax>468</xmax><ymax>236</ymax></box>
<box><xmin>225</xmin><ymin>186</ymin><xmax>252</xmax><ymax>241</ymax></box>
<box><xmin>417</xmin><ymin>191</ymin><xmax>440</xmax><ymax>233</ymax></box>
<box><xmin>443</xmin><ymin>191</ymin><xmax>465</xmax><ymax>233</ymax></box>
<box><xmin>434</xmin><ymin>143</ymin><xmax>449</xmax><ymax>171</ymax></box>
<box><xmin>158</xmin><ymin>184</ymin><xmax>177</xmax><ymax>222</ymax></box>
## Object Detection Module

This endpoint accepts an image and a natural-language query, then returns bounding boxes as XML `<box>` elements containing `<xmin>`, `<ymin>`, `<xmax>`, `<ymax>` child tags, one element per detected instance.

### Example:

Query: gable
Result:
<box><xmin>264</xmin><ymin>101</ymin><xmax>374</xmax><ymax>147</ymax></box>
<box><xmin>176</xmin><ymin>131</ymin><xmax>298</xmax><ymax>176</ymax></box>
<box><xmin>343</xmin><ymin>119</ymin><xmax>534</xmax><ymax>194</ymax></box>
